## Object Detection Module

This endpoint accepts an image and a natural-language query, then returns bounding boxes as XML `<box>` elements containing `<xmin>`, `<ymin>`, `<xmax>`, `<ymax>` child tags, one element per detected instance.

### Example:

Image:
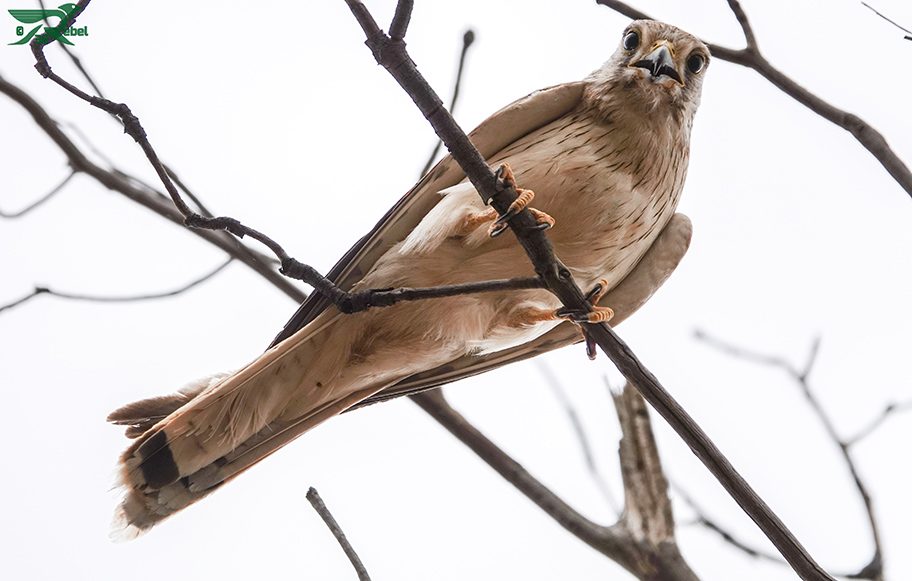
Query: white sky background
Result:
<box><xmin>1</xmin><ymin>0</ymin><xmax>910</xmax><ymax>579</ymax></box>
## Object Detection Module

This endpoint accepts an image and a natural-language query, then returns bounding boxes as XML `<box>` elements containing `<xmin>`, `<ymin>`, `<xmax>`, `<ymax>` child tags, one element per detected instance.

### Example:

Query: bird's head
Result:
<box><xmin>588</xmin><ymin>20</ymin><xmax>710</xmax><ymax>122</ymax></box>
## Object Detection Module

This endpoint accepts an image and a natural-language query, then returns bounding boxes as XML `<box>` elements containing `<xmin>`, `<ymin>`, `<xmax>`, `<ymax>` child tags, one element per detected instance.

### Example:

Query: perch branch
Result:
<box><xmin>596</xmin><ymin>0</ymin><xmax>912</xmax><ymax>199</ymax></box>
<box><xmin>345</xmin><ymin>2</ymin><xmax>834</xmax><ymax>579</ymax></box>
<box><xmin>306</xmin><ymin>487</ymin><xmax>372</xmax><ymax>581</ymax></box>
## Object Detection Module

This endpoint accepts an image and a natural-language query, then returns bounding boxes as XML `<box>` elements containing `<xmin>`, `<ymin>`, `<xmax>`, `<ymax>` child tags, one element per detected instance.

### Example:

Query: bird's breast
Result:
<box><xmin>495</xmin><ymin>110</ymin><xmax>689</xmax><ymax>290</ymax></box>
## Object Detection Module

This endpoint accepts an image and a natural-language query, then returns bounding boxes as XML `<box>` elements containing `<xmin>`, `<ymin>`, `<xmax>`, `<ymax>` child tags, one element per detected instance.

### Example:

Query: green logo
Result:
<box><xmin>8</xmin><ymin>3</ymin><xmax>87</xmax><ymax>46</ymax></box>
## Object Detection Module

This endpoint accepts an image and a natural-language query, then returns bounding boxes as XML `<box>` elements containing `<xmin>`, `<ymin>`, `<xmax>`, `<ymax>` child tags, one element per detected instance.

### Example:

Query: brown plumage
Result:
<box><xmin>108</xmin><ymin>20</ymin><xmax>710</xmax><ymax>537</ymax></box>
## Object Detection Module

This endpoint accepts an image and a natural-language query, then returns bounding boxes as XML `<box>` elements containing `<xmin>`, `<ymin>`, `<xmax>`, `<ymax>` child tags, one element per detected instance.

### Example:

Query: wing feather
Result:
<box><xmin>271</xmin><ymin>82</ymin><xmax>587</xmax><ymax>346</ymax></box>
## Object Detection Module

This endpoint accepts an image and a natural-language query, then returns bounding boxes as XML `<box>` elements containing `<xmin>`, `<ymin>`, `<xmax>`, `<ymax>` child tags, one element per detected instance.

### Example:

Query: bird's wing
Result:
<box><xmin>269</xmin><ymin>80</ymin><xmax>692</xmax><ymax>407</ymax></box>
<box><xmin>270</xmin><ymin>81</ymin><xmax>588</xmax><ymax>347</ymax></box>
<box><xmin>8</xmin><ymin>9</ymin><xmax>53</xmax><ymax>24</ymax></box>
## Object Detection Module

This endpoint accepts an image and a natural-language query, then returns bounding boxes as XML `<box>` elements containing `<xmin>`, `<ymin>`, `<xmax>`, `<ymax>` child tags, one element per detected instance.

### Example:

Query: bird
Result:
<box><xmin>7</xmin><ymin>3</ymin><xmax>78</xmax><ymax>45</ymax></box>
<box><xmin>108</xmin><ymin>19</ymin><xmax>710</xmax><ymax>537</ymax></box>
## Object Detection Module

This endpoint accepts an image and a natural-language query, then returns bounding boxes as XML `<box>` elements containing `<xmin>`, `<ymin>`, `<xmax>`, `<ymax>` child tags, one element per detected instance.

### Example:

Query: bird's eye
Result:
<box><xmin>686</xmin><ymin>53</ymin><xmax>706</xmax><ymax>74</ymax></box>
<box><xmin>622</xmin><ymin>30</ymin><xmax>640</xmax><ymax>51</ymax></box>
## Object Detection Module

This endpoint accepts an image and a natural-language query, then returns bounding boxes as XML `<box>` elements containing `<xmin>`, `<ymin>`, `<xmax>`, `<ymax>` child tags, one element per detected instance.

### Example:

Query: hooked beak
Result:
<box><xmin>631</xmin><ymin>44</ymin><xmax>682</xmax><ymax>85</ymax></box>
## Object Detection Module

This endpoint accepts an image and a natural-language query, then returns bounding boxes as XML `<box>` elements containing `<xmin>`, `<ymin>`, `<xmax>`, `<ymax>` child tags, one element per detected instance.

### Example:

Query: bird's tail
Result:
<box><xmin>109</xmin><ymin>383</ymin><xmax>376</xmax><ymax>539</ymax></box>
<box><xmin>108</xmin><ymin>311</ymin><xmax>368</xmax><ymax>538</ymax></box>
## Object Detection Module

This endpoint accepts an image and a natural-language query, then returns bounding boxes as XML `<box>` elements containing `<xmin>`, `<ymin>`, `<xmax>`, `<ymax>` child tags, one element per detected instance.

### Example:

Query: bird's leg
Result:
<box><xmin>507</xmin><ymin>280</ymin><xmax>615</xmax><ymax>329</ymax></box>
<box><xmin>455</xmin><ymin>207</ymin><xmax>499</xmax><ymax>237</ymax></box>
<box><xmin>488</xmin><ymin>163</ymin><xmax>555</xmax><ymax>238</ymax></box>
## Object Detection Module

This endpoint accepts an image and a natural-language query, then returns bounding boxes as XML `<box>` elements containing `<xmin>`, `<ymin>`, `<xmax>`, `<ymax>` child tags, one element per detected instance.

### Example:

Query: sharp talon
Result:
<box><xmin>494</xmin><ymin>189</ymin><xmax>536</xmax><ymax>226</ymax></box>
<box><xmin>586</xmin><ymin>278</ymin><xmax>610</xmax><ymax>304</ymax></box>
<box><xmin>496</xmin><ymin>163</ymin><xmax>517</xmax><ymax>188</ymax></box>
<box><xmin>488</xmin><ymin>221</ymin><xmax>510</xmax><ymax>238</ymax></box>
<box><xmin>529</xmin><ymin>222</ymin><xmax>551</xmax><ymax>231</ymax></box>
<box><xmin>528</xmin><ymin>208</ymin><xmax>555</xmax><ymax>231</ymax></box>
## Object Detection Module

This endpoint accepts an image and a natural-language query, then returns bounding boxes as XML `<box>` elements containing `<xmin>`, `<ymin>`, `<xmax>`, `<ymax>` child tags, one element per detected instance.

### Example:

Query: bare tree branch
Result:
<box><xmin>344</xmin><ymin>3</ymin><xmax>834</xmax><ymax>579</ymax></box>
<box><xmin>595</xmin><ymin>0</ymin><xmax>912</xmax><ymax>200</ymax></box>
<box><xmin>306</xmin><ymin>487</ymin><xmax>372</xmax><ymax>581</ymax></box>
<box><xmin>0</xmin><ymin>168</ymin><xmax>76</xmax><ymax>218</ymax></box>
<box><xmin>0</xmin><ymin>73</ymin><xmax>306</xmax><ymax>302</ymax></box>
<box><xmin>0</xmin><ymin>258</ymin><xmax>233</xmax><ymax>315</ymax></box>
<box><xmin>861</xmin><ymin>2</ymin><xmax>912</xmax><ymax>40</ymax></box>
<box><xmin>694</xmin><ymin>330</ymin><xmax>885</xmax><ymax>580</ymax></box>
<box><xmin>420</xmin><ymin>29</ymin><xmax>475</xmax><ymax>177</ymax></box>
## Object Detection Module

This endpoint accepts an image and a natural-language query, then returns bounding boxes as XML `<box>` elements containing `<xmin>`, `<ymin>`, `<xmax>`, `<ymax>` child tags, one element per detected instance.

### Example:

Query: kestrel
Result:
<box><xmin>109</xmin><ymin>19</ymin><xmax>710</xmax><ymax>536</ymax></box>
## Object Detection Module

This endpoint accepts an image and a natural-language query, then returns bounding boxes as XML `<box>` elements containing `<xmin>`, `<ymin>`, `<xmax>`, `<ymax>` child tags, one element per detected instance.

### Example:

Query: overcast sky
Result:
<box><xmin>1</xmin><ymin>1</ymin><xmax>911</xmax><ymax>579</ymax></box>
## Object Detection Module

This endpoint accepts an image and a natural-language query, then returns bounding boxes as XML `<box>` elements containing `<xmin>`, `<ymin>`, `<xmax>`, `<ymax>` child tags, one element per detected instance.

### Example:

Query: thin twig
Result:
<box><xmin>37</xmin><ymin>0</ymin><xmax>107</xmax><ymax>98</ymax></box>
<box><xmin>595</xmin><ymin>0</ymin><xmax>912</xmax><ymax>199</ymax></box>
<box><xmin>420</xmin><ymin>29</ymin><xmax>475</xmax><ymax>177</ymax></box>
<box><xmin>0</xmin><ymin>169</ymin><xmax>76</xmax><ymax>218</ymax></box>
<box><xmin>535</xmin><ymin>360</ymin><xmax>621</xmax><ymax>514</ymax></box>
<box><xmin>846</xmin><ymin>400</ymin><xmax>912</xmax><ymax>446</ymax></box>
<box><xmin>0</xmin><ymin>258</ymin><xmax>233</xmax><ymax>314</ymax></box>
<box><xmin>695</xmin><ymin>330</ymin><xmax>884</xmax><ymax>580</ymax></box>
<box><xmin>305</xmin><ymin>488</ymin><xmax>372</xmax><ymax>581</ymax></box>
<box><xmin>673</xmin><ymin>483</ymin><xmax>787</xmax><ymax>565</ymax></box>
<box><xmin>861</xmin><ymin>2</ymin><xmax>912</xmax><ymax>39</ymax></box>
<box><xmin>725</xmin><ymin>0</ymin><xmax>757</xmax><ymax>50</ymax></box>
<box><xmin>0</xmin><ymin>73</ymin><xmax>306</xmax><ymax>301</ymax></box>
<box><xmin>345</xmin><ymin>2</ymin><xmax>834</xmax><ymax>579</ymax></box>
<box><xmin>673</xmin><ymin>482</ymin><xmax>871</xmax><ymax>579</ymax></box>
